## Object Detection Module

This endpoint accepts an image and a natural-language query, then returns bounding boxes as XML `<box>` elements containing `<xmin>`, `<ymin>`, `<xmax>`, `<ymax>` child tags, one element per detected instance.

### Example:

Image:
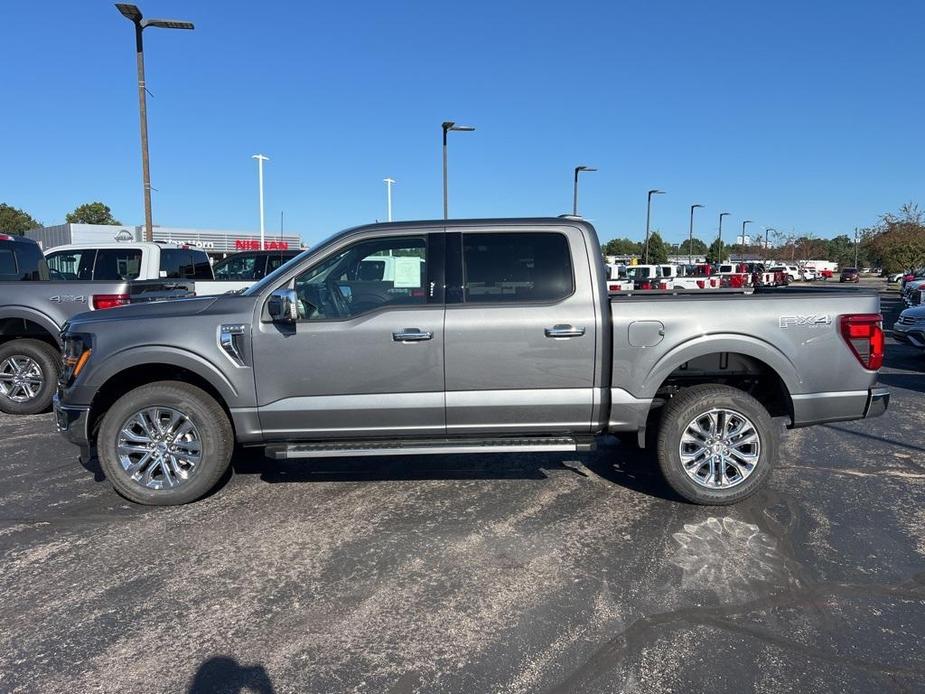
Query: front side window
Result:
<box><xmin>625</xmin><ymin>266</ymin><xmax>653</xmax><ymax>280</ymax></box>
<box><xmin>292</xmin><ymin>236</ymin><xmax>427</xmax><ymax>320</ymax></box>
<box><xmin>93</xmin><ymin>248</ymin><xmax>142</xmax><ymax>280</ymax></box>
<box><xmin>47</xmin><ymin>249</ymin><xmax>96</xmax><ymax>280</ymax></box>
<box><xmin>462</xmin><ymin>232</ymin><xmax>573</xmax><ymax>303</ymax></box>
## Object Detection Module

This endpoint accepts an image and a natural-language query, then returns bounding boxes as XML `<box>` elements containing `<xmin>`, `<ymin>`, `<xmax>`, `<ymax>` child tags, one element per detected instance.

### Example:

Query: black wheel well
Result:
<box><xmin>655</xmin><ymin>352</ymin><xmax>792</xmax><ymax>420</ymax></box>
<box><xmin>0</xmin><ymin>318</ymin><xmax>59</xmax><ymax>350</ymax></box>
<box><xmin>88</xmin><ymin>364</ymin><xmax>233</xmax><ymax>442</ymax></box>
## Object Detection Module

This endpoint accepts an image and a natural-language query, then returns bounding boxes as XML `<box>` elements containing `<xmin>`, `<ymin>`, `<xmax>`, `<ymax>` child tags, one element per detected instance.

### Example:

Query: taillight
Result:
<box><xmin>92</xmin><ymin>293</ymin><xmax>130</xmax><ymax>310</ymax></box>
<box><xmin>839</xmin><ymin>314</ymin><xmax>884</xmax><ymax>371</ymax></box>
<box><xmin>640</xmin><ymin>281</ymin><xmax>652</xmax><ymax>290</ymax></box>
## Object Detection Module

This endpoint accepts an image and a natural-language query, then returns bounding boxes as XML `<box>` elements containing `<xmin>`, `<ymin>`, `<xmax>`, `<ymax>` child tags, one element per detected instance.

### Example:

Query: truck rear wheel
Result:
<box><xmin>97</xmin><ymin>381</ymin><xmax>233</xmax><ymax>505</ymax></box>
<box><xmin>655</xmin><ymin>384</ymin><xmax>777</xmax><ymax>505</ymax></box>
<box><xmin>0</xmin><ymin>339</ymin><xmax>61</xmax><ymax>415</ymax></box>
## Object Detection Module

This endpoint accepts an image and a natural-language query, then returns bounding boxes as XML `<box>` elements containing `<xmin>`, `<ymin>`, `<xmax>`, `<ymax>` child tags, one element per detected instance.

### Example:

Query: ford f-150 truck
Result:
<box><xmin>54</xmin><ymin>218</ymin><xmax>889</xmax><ymax>506</ymax></box>
<box><xmin>0</xmin><ymin>234</ymin><xmax>195</xmax><ymax>414</ymax></box>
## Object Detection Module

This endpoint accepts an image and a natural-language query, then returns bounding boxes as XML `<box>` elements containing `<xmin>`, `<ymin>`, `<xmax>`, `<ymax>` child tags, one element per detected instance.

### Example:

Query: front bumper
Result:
<box><xmin>891</xmin><ymin>324</ymin><xmax>925</xmax><ymax>349</ymax></box>
<box><xmin>53</xmin><ymin>394</ymin><xmax>91</xmax><ymax>448</ymax></box>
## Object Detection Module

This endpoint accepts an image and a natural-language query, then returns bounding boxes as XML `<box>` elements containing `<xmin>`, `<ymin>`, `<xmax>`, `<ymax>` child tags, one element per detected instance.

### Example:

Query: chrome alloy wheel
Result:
<box><xmin>116</xmin><ymin>407</ymin><xmax>203</xmax><ymax>490</ymax></box>
<box><xmin>679</xmin><ymin>408</ymin><xmax>761</xmax><ymax>490</ymax></box>
<box><xmin>0</xmin><ymin>356</ymin><xmax>44</xmax><ymax>403</ymax></box>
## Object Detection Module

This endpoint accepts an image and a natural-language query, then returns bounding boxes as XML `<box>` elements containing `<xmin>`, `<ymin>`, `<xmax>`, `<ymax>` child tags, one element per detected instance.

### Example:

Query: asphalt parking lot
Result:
<box><xmin>1</xmin><ymin>282</ymin><xmax>923</xmax><ymax>693</ymax></box>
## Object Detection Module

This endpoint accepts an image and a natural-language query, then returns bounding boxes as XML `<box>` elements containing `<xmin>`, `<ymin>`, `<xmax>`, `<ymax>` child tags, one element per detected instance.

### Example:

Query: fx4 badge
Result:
<box><xmin>779</xmin><ymin>315</ymin><xmax>831</xmax><ymax>329</ymax></box>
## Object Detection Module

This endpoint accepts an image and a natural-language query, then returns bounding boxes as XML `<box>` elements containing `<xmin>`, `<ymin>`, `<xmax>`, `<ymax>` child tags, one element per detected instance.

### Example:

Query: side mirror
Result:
<box><xmin>267</xmin><ymin>288</ymin><xmax>298</xmax><ymax>323</ymax></box>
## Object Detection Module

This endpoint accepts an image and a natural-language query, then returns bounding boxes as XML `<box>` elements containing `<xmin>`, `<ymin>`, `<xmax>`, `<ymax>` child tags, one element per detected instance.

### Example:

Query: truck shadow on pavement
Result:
<box><xmin>231</xmin><ymin>439</ymin><xmax>682</xmax><ymax>503</ymax></box>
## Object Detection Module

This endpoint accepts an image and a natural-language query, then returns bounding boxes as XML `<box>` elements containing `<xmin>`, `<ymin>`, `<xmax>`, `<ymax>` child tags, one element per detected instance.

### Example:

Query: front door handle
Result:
<box><xmin>545</xmin><ymin>324</ymin><xmax>586</xmax><ymax>338</ymax></box>
<box><xmin>393</xmin><ymin>328</ymin><xmax>433</xmax><ymax>342</ymax></box>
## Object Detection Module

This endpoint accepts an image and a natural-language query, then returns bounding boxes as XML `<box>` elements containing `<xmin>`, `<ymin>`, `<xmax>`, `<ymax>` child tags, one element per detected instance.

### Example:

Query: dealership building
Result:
<box><xmin>24</xmin><ymin>223</ymin><xmax>304</xmax><ymax>259</ymax></box>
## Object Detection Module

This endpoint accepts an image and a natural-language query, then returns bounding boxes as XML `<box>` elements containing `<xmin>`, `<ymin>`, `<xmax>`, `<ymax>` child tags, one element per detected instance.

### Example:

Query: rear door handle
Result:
<box><xmin>545</xmin><ymin>324</ymin><xmax>586</xmax><ymax>338</ymax></box>
<box><xmin>392</xmin><ymin>328</ymin><xmax>433</xmax><ymax>342</ymax></box>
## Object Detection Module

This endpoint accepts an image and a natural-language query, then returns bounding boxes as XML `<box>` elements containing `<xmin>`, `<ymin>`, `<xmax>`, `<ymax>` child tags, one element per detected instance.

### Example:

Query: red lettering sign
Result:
<box><xmin>234</xmin><ymin>240</ymin><xmax>289</xmax><ymax>251</ymax></box>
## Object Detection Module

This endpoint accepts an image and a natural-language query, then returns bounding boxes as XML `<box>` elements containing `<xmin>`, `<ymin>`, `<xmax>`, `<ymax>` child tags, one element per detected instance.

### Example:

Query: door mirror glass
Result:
<box><xmin>267</xmin><ymin>288</ymin><xmax>299</xmax><ymax>323</ymax></box>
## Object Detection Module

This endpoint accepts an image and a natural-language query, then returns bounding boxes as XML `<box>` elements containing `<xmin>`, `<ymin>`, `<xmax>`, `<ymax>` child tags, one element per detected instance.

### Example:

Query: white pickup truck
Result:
<box><xmin>44</xmin><ymin>244</ymin><xmax>301</xmax><ymax>296</ymax></box>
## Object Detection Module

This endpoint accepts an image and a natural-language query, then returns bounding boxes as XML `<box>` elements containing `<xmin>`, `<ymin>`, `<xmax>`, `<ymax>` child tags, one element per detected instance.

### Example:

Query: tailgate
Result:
<box><xmin>128</xmin><ymin>279</ymin><xmax>197</xmax><ymax>303</ymax></box>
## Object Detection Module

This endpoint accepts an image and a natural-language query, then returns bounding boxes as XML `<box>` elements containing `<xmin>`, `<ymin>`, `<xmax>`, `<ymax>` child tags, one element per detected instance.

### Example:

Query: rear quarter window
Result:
<box><xmin>0</xmin><ymin>248</ymin><xmax>17</xmax><ymax>279</ymax></box>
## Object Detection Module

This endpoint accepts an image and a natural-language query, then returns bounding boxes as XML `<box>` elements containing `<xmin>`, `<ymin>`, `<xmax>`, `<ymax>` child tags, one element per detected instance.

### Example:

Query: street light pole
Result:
<box><xmin>688</xmin><ymin>204</ymin><xmax>704</xmax><ymax>265</ymax></box>
<box><xmin>441</xmin><ymin>121</ymin><xmax>475</xmax><ymax>219</ymax></box>
<box><xmin>854</xmin><ymin>227</ymin><xmax>859</xmax><ymax>268</ymax></box>
<box><xmin>384</xmin><ymin>178</ymin><xmax>396</xmax><ymax>222</ymax></box>
<box><xmin>572</xmin><ymin>165</ymin><xmax>597</xmax><ymax>216</ymax></box>
<box><xmin>717</xmin><ymin>212</ymin><xmax>730</xmax><ymax>263</ymax></box>
<box><xmin>252</xmin><ymin>154</ymin><xmax>269</xmax><ymax>250</ymax></box>
<box><xmin>644</xmin><ymin>189</ymin><xmax>665</xmax><ymax>264</ymax></box>
<box><xmin>765</xmin><ymin>228</ymin><xmax>776</xmax><ymax>260</ymax></box>
<box><xmin>115</xmin><ymin>4</ymin><xmax>194</xmax><ymax>242</ymax></box>
<box><xmin>741</xmin><ymin>220</ymin><xmax>754</xmax><ymax>249</ymax></box>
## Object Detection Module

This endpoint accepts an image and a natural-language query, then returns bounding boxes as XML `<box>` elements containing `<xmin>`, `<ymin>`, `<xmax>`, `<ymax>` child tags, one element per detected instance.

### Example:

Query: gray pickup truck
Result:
<box><xmin>54</xmin><ymin>218</ymin><xmax>889</xmax><ymax>506</ymax></box>
<box><xmin>0</xmin><ymin>234</ymin><xmax>195</xmax><ymax>414</ymax></box>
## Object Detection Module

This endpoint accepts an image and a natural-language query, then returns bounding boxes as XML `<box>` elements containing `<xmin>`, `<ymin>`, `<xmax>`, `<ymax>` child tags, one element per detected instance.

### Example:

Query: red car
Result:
<box><xmin>840</xmin><ymin>268</ymin><xmax>860</xmax><ymax>283</ymax></box>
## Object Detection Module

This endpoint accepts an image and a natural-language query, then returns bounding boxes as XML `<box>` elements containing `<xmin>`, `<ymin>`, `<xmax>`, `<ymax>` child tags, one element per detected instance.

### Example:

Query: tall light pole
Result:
<box><xmin>717</xmin><ymin>212</ymin><xmax>730</xmax><ymax>263</ymax></box>
<box><xmin>115</xmin><ymin>4</ymin><xmax>194</xmax><ymax>242</ymax></box>
<box><xmin>383</xmin><ymin>178</ymin><xmax>396</xmax><ymax>222</ymax></box>
<box><xmin>741</xmin><ymin>220</ymin><xmax>754</xmax><ymax>249</ymax></box>
<box><xmin>765</xmin><ymin>228</ymin><xmax>776</xmax><ymax>260</ymax></box>
<box><xmin>644</xmin><ymin>189</ymin><xmax>665</xmax><ymax>264</ymax></box>
<box><xmin>688</xmin><ymin>204</ymin><xmax>704</xmax><ymax>265</ymax></box>
<box><xmin>572</xmin><ymin>165</ymin><xmax>597</xmax><ymax>216</ymax></box>
<box><xmin>442</xmin><ymin>121</ymin><xmax>475</xmax><ymax>219</ymax></box>
<box><xmin>854</xmin><ymin>226</ymin><xmax>859</xmax><ymax>268</ymax></box>
<box><xmin>252</xmin><ymin>154</ymin><xmax>269</xmax><ymax>250</ymax></box>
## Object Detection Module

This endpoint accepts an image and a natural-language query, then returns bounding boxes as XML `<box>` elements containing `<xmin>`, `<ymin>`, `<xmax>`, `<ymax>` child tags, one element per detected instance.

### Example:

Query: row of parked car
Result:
<box><xmin>604</xmin><ymin>261</ymin><xmax>850</xmax><ymax>292</ymax></box>
<box><xmin>890</xmin><ymin>269</ymin><xmax>925</xmax><ymax>351</ymax></box>
<box><xmin>0</xmin><ymin>233</ymin><xmax>299</xmax><ymax>414</ymax></box>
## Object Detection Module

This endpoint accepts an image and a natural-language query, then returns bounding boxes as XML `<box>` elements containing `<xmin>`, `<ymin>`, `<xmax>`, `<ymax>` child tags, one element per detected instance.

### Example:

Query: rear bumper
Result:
<box><xmin>791</xmin><ymin>386</ymin><xmax>889</xmax><ymax>427</ymax></box>
<box><xmin>53</xmin><ymin>394</ymin><xmax>91</xmax><ymax>448</ymax></box>
<box><xmin>864</xmin><ymin>387</ymin><xmax>889</xmax><ymax>419</ymax></box>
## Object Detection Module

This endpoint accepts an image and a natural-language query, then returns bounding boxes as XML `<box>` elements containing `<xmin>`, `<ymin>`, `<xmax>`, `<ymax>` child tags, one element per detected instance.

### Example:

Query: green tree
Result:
<box><xmin>646</xmin><ymin>231</ymin><xmax>669</xmax><ymax>264</ymax></box>
<box><xmin>826</xmin><ymin>234</ymin><xmax>858</xmax><ymax>268</ymax></box>
<box><xmin>65</xmin><ymin>201</ymin><xmax>121</xmax><ymax>225</ymax></box>
<box><xmin>0</xmin><ymin>203</ymin><xmax>41</xmax><ymax>235</ymax></box>
<box><xmin>863</xmin><ymin>203</ymin><xmax>925</xmax><ymax>273</ymax></box>
<box><xmin>707</xmin><ymin>238</ymin><xmax>725</xmax><ymax>263</ymax></box>
<box><xmin>601</xmin><ymin>237</ymin><xmax>642</xmax><ymax>257</ymax></box>
<box><xmin>677</xmin><ymin>237</ymin><xmax>708</xmax><ymax>257</ymax></box>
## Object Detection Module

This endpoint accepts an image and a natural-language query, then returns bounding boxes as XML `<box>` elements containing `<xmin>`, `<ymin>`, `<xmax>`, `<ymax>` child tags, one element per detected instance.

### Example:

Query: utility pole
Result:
<box><xmin>252</xmin><ymin>154</ymin><xmax>269</xmax><ymax>250</ymax></box>
<box><xmin>854</xmin><ymin>226</ymin><xmax>859</xmax><ymax>268</ymax></box>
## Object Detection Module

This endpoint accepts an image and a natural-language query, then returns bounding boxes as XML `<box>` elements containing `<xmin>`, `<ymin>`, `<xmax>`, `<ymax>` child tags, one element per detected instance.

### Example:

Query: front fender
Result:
<box><xmin>641</xmin><ymin>333</ymin><xmax>802</xmax><ymax>398</ymax></box>
<box><xmin>84</xmin><ymin>345</ymin><xmax>240</xmax><ymax>405</ymax></box>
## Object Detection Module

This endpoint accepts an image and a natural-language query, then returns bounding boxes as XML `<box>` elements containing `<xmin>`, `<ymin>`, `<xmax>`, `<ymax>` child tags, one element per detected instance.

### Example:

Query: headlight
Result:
<box><xmin>62</xmin><ymin>333</ymin><xmax>92</xmax><ymax>384</ymax></box>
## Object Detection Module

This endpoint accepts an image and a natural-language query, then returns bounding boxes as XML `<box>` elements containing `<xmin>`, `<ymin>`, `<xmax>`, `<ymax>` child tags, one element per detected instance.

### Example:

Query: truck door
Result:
<box><xmin>251</xmin><ymin>231</ymin><xmax>445</xmax><ymax>439</ymax></box>
<box><xmin>443</xmin><ymin>227</ymin><xmax>597</xmax><ymax>434</ymax></box>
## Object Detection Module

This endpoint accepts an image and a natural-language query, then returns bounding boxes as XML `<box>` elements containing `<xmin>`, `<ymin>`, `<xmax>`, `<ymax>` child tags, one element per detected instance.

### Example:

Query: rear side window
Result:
<box><xmin>47</xmin><ymin>248</ymin><xmax>96</xmax><ymax>280</ymax></box>
<box><xmin>93</xmin><ymin>248</ymin><xmax>142</xmax><ymax>280</ymax></box>
<box><xmin>160</xmin><ymin>249</ymin><xmax>212</xmax><ymax>279</ymax></box>
<box><xmin>462</xmin><ymin>232</ymin><xmax>573</xmax><ymax>303</ymax></box>
<box><xmin>0</xmin><ymin>249</ymin><xmax>17</xmax><ymax>279</ymax></box>
<box><xmin>214</xmin><ymin>254</ymin><xmax>258</xmax><ymax>280</ymax></box>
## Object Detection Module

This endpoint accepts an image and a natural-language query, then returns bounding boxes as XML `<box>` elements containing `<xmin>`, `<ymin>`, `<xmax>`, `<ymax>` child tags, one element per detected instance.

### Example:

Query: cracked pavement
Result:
<box><xmin>0</xmin><ymin>287</ymin><xmax>923</xmax><ymax>693</ymax></box>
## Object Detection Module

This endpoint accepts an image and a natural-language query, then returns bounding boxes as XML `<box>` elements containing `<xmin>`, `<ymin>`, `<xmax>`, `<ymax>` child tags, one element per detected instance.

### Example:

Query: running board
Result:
<box><xmin>265</xmin><ymin>436</ymin><xmax>594</xmax><ymax>460</ymax></box>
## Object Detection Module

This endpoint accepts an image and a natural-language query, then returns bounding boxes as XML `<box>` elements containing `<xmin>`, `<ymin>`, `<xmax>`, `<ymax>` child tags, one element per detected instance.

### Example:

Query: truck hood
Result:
<box><xmin>67</xmin><ymin>296</ymin><xmax>220</xmax><ymax>327</ymax></box>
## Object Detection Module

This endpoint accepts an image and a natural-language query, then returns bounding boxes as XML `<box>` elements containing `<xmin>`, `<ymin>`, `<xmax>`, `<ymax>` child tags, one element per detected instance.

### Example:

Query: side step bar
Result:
<box><xmin>266</xmin><ymin>436</ymin><xmax>595</xmax><ymax>460</ymax></box>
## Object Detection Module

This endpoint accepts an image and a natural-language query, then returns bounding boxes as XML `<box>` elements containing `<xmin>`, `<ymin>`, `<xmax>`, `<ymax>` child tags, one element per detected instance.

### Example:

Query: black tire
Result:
<box><xmin>656</xmin><ymin>384</ymin><xmax>777</xmax><ymax>505</ymax></box>
<box><xmin>0</xmin><ymin>339</ymin><xmax>61</xmax><ymax>415</ymax></box>
<box><xmin>97</xmin><ymin>381</ymin><xmax>233</xmax><ymax>505</ymax></box>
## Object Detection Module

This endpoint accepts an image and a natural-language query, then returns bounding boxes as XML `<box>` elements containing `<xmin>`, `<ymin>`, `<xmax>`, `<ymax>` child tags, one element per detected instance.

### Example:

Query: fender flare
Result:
<box><xmin>86</xmin><ymin>345</ymin><xmax>239</xmax><ymax>405</ymax></box>
<box><xmin>0</xmin><ymin>306</ymin><xmax>63</xmax><ymax>344</ymax></box>
<box><xmin>641</xmin><ymin>333</ymin><xmax>802</xmax><ymax>399</ymax></box>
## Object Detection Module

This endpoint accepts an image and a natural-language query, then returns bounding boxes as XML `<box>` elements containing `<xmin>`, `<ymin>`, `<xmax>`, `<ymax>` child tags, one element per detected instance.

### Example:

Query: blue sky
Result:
<box><xmin>2</xmin><ymin>0</ymin><xmax>923</xmax><ymax>246</ymax></box>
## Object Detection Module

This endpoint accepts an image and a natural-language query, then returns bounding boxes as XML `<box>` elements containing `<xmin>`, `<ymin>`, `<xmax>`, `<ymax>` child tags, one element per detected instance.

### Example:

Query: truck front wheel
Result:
<box><xmin>97</xmin><ymin>381</ymin><xmax>233</xmax><ymax>505</ymax></box>
<box><xmin>655</xmin><ymin>384</ymin><xmax>777</xmax><ymax>505</ymax></box>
